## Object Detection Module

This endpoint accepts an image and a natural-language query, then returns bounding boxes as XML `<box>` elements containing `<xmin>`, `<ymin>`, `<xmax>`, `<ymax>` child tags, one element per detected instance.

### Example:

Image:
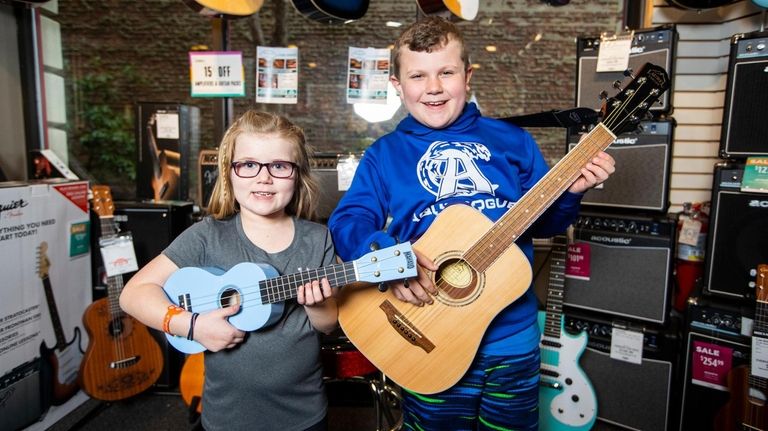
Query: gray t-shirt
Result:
<box><xmin>163</xmin><ymin>213</ymin><xmax>335</xmax><ymax>431</ymax></box>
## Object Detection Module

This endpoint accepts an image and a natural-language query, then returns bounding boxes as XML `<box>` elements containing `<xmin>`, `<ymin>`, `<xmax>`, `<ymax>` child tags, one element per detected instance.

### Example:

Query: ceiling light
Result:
<box><xmin>386</xmin><ymin>21</ymin><xmax>402</xmax><ymax>27</ymax></box>
<box><xmin>485</xmin><ymin>45</ymin><xmax>497</xmax><ymax>52</ymax></box>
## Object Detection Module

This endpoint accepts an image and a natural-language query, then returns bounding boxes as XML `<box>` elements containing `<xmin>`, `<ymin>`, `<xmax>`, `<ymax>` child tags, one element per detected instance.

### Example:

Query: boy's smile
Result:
<box><xmin>391</xmin><ymin>37</ymin><xmax>472</xmax><ymax>130</ymax></box>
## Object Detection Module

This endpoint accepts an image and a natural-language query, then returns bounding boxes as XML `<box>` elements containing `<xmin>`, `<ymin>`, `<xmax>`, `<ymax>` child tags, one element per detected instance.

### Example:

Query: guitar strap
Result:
<box><xmin>498</xmin><ymin>107</ymin><xmax>600</xmax><ymax>129</ymax></box>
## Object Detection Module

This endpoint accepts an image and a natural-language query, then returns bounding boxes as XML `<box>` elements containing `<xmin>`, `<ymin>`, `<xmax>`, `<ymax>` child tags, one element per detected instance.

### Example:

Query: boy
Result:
<box><xmin>328</xmin><ymin>16</ymin><xmax>614</xmax><ymax>430</ymax></box>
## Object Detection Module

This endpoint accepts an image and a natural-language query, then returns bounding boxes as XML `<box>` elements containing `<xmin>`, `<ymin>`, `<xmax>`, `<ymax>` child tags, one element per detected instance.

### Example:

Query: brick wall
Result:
<box><xmin>58</xmin><ymin>0</ymin><xmax>623</xmax><ymax>169</ymax></box>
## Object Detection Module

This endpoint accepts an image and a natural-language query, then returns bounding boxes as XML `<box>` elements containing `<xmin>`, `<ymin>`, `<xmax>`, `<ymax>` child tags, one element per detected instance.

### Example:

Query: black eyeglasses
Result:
<box><xmin>231</xmin><ymin>160</ymin><xmax>296</xmax><ymax>178</ymax></box>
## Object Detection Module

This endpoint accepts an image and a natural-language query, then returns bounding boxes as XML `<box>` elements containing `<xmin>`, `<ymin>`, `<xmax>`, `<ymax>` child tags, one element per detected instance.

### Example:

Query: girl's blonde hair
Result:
<box><xmin>206</xmin><ymin>110</ymin><xmax>318</xmax><ymax>221</ymax></box>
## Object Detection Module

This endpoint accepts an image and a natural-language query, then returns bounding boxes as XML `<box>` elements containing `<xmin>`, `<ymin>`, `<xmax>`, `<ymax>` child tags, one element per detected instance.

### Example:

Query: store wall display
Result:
<box><xmin>567</xmin><ymin>119</ymin><xmax>674</xmax><ymax>212</ymax></box>
<box><xmin>564</xmin><ymin>211</ymin><xmax>675</xmax><ymax>324</ymax></box>
<box><xmin>198</xmin><ymin>149</ymin><xmax>218</xmax><ymax>209</ymax></box>
<box><xmin>719</xmin><ymin>30</ymin><xmax>768</xmax><ymax>159</ymax></box>
<box><xmin>704</xmin><ymin>164</ymin><xmax>768</xmax><ymax>299</ymax></box>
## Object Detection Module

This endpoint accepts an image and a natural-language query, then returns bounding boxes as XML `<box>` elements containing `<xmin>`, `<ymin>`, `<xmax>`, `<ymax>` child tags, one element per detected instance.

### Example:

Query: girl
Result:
<box><xmin>120</xmin><ymin>110</ymin><xmax>337</xmax><ymax>431</ymax></box>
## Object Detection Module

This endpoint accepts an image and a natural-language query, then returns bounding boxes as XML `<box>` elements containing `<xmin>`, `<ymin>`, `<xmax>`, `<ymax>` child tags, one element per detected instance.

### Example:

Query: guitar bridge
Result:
<box><xmin>110</xmin><ymin>356</ymin><xmax>140</xmax><ymax>369</ymax></box>
<box><xmin>380</xmin><ymin>300</ymin><xmax>435</xmax><ymax>353</ymax></box>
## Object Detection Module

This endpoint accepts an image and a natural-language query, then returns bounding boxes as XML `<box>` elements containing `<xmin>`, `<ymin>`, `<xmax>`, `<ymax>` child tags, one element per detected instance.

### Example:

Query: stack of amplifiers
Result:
<box><xmin>679</xmin><ymin>302</ymin><xmax>752</xmax><ymax>430</ymax></box>
<box><xmin>567</xmin><ymin>120</ymin><xmax>673</xmax><ymax>212</ymax></box>
<box><xmin>576</xmin><ymin>26</ymin><xmax>676</xmax><ymax>115</ymax></box>
<box><xmin>563</xmin><ymin>308</ymin><xmax>682</xmax><ymax>431</ymax></box>
<box><xmin>311</xmin><ymin>154</ymin><xmax>346</xmax><ymax>223</ymax></box>
<box><xmin>720</xmin><ymin>30</ymin><xmax>768</xmax><ymax>159</ymax></box>
<box><xmin>564</xmin><ymin>211</ymin><xmax>675</xmax><ymax>324</ymax></box>
<box><xmin>704</xmin><ymin>164</ymin><xmax>768</xmax><ymax>300</ymax></box>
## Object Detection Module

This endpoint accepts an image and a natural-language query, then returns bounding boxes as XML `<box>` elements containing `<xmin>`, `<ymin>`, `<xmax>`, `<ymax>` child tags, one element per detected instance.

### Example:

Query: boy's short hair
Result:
<box><xmin>392</xmin><ymin>16</ymin><xmax>470</xmax><ymax>79</ymax></box>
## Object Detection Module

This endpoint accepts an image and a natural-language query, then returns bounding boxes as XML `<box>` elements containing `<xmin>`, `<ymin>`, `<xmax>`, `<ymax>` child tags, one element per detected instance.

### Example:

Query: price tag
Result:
<box><xmin>691</xmin><ymin>340</ymin><xmax>732</xmax><ymax>391</ymax></box>
<box><xmin>99</xmin><ymin>233</ymin><xmax>139</xmax><ymax>277</ymax></box>
<box><xmin>752</xmin><ymin>335</ymin><xmax>768</xmax><ymax>379</ymax></box>
<box><xmin>610</xmin><ymin>327</ymin><xmax>643</xmax><ymax>364</ymax></box>
<box><xmin>596</xmin><ymin>32</ymin><xmax>633</xmax><ymax>72</ymax></box>
<box><xmin>741</xmin><ymin>157</ymin><xmax>768</xmax><ymax>194</ymax></box>
<box><xmin>189</xmin><ymin>51</ymin><xmax>245</xmax><ymax>97</ymax></box>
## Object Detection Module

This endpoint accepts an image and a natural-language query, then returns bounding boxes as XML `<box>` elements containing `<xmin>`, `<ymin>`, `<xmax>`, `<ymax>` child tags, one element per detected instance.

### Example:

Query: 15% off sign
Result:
<box><xmin>189</xmin><ymin>51</ymin><xmax>245</xmax><ymax>97</ymax></box>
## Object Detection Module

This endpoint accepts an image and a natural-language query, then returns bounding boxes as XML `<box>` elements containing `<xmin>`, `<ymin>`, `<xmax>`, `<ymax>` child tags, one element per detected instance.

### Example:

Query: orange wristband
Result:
<box><xmin>163</xmin><ymin>304</ymin><xmax>185</xmax><ymax>334</ymax></box>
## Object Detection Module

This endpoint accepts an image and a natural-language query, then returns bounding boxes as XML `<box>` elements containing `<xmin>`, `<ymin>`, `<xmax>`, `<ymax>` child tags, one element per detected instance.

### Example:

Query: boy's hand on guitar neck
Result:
<box><xmin>391</xmin><ymin>249</ymin><xmax>438</xmax><ymax>307</ymax></box>
<box><xmin>567</xmin><ymin>151</ymin><xmax>616</xmax><ymax>194</ymax></box>
<box><xmin>194</xmin><ymin>305</ymin><xmax>246</xmax><ymax>352</ymax></box>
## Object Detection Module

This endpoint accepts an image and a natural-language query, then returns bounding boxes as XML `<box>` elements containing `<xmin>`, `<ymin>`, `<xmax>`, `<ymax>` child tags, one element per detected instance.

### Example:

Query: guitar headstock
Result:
<box><xmin>355</xmin><ymin>243</ymin><xmax>419</xmax><ymax>284</ymax></box>
<box><xmin>601</xmin><ymin>63</ymin><xmax>670</xmax><ymax>136</ymax></box>
<box><xmin>36</xmin><ymin>241</ymin><xmax>50</xmax><ymax>279</ymax></box>
<box><xmin>757</xmin><ymin>264</ymin><xmax>768</xmax><ymax>303</ymax></box>
<box><xmin>91</xmin><ymin>185</ymin><xmax>114</xmax><ymax>218</ymax></box>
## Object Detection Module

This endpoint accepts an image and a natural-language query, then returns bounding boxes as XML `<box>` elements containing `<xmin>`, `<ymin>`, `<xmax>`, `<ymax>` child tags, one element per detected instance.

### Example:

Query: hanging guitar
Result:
<box><xmin>715</xmin><ymin>264</ymin><xmax>768</xmax><ymax>430</ymax></box>
<box><xmin>163</xmin><ymin>242</ymin><xmax>417</xmax><ymax>354</ymax></box>
<box><xmin>337</xmin><ymin>62</ymin><xmax>671</xmax><ymax>394</ymax></box>
<box><xmin>290</xmin><ymin>0</ymin><xmax>369</xmax><ymax>25</ymax></box>
<box><xmin>78</xmin><ymin>185</ymin><xmax>165</xmax><ymax>401</ymax></box>
<box><xmin>538</xmin><ymin>235</ymin><xmax>597</xmax><ymax>430</ymax></box>
<box><xmin>182</xmin><ymin>0</ymin><xmax>264</xmax><ymax>18</ymax></box>
<box><xmin>37</xmin><ymin>241</ymin><xmax>83</xmax><ymax>405</ymax></box>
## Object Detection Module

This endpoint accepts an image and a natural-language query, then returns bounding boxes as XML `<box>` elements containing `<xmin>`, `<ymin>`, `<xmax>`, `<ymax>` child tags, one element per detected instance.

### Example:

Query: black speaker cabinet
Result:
<box><xmin>0</xmin><ymin>359</ymin><xmax>43</xmax><ymax>430</ymax></box>
<box><xmin>136</xmin><ymin>102</ymin><xmax>200</xmax><ymax>201</ymax></box>
<box><xmin>704</xmin><ymin>164</ymin><xmax>768</xmax><ymax>300</ymax></box>
<box><xmin>198</xmin><ymin>149</ymin><xmax>218</xmax><ymax>209</ymax></box>
<box><xmin>563</xmin><ymin>309</ymin><xmax>682</xmax><ymax>431</ymax></box>
<box><xmin>564</xmin><ymin>211</ymin><xmax>675</xmax><ymax>324</ymax></box>
<box><xmin>567</xmin><ymin>120</ymin><xmax>673</xmax><ymax>212</ymax></box>
<box><xmin>679</xmin><ymin>302</ymin><xmax>752</xmax><ymax>431</ymax></box>
<box><xmin>112</xmin><ymin>200</ymin><xmax>194</xmax><ymax>390</ymax></box>
<box><xmin>576</xmin><ymin>26</ymin><xmax>676</xmax><ymax>114</ymax></box>
<box><xmin>311</xmin><ymin>154</ymin><xmax>347</xmax><ymax>223</ymax></box>
<box><xmin>720</xmin><ymin>30</ymin><xmax>768</xmax><ymax>159</ymax></box>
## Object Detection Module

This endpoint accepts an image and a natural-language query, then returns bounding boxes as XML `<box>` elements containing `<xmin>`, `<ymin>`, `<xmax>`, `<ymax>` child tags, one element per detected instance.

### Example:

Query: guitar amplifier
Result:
<box><xmin>679</xmin><ymin>301</ymin><xmax>753</xmax><ymax>431</ymax></box>
<box><xmin>719</xmin><ymin>30</ymin><xmax>768</xmax><ymax>159</ymax></box>
<box><xmin>311</xmin><ymin>154</ymin><xmax>347</xmax><ymax>223</ymax></box>
<box><xmin>576</xmin><ymin>26</ymin><xmax>676</xmax><ymax>115</ymax></box>
<box><xmin>0</xmin><ymin>358</ymin><xmax>44</xmax><ymax>430</ymax></box>
<box><xmin>704</xmin><ymin>164</ymin><xmax>768</xmax><ymax>300</ymax></box>
<box><xmin>564</xmin><ymin>211</ymin><xmax>675</xmax><ymax>324</ymax></box>
<box><xmin>567</xmin><ymin>120</ymin><xmax>673</xmax><ymax>212</ymax></box>
<box><xmin>563</xmin><ymin>308</ymin><xmax>682</xmax><ymax>431</ymax></box>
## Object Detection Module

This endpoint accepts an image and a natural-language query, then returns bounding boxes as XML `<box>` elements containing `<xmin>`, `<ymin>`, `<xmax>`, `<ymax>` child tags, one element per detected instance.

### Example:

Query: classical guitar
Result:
<box><xmin>146</xmin><ymin>114</ymin><xmax>181</xmax><ymax>201</ymax></box>
<box><xmin>37</xmin><ymin>241</ymin><xmax>83</xmax><ymax>405</ymax></box>
<box><xmin>163</xmin><ymin>242</ymin><xmax>417</xmax><ymax>353</ymax></box>
<box><xmin>290</xmin><ymin>0</ymin><xmax>369</xmax><ymax>25</ymax></box>
<box><xmin>715</xmin><ymin>264</ymin><xmax>768</xmax><ymax>431</ymax></box>
<box><xmin>337</xmin><ymin>62</ymin><xmax>671</xmax><ymax>394</ymax></box>
<box><xmin>538</xmin><ymin>235</ymin><xmax>597</xmax><ymax>430</ymax></box>
<box><xmin>180</xmin><ymin>353</ymin><xmax>205</xmax><ymax>415</ymax></box>
<box><xmin>78</xmin><ymin>185</ymin><xmax>164</xmax><ymax>401</ymax></box>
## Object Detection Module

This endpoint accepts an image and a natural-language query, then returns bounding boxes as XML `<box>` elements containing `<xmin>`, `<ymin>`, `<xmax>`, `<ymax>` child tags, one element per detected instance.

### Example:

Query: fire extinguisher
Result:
<box><xmin>673</xmin><ymin>201</ymin><xmax>709</xmax><ymax>312</ymax></box>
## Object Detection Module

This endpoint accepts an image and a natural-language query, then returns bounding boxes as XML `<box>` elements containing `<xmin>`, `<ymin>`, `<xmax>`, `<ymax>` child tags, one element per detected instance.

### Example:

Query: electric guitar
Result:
<box><xmin>290</xmin><ymin>0</ymin><xmax>369</xmax><ymax>25</ymax></box>
<box><xmin>537</xmin><ymin>235</ymin><xmax>597</xmax><ymax>430</ymax></box>
<box><xmin>715</xmin><ymin>264</ymin><xmax>768</xmax><ymax>430</ymax></box>
<box><xmin>78</xmin><ymin>185</ymin><xmax>164</xmax><ymax>401</ymax></box>
<box><xmin>163</xmin><ymin>242</ymin><xmax>417</xmax><ymax>353</ymax></box>
<box><xmin>337</xmin><ymin>62</ymin><xmax>671</xmax><ymax>394</ymax></box>
<box><xmin>37</xmin><ymin>241</ymin><xmax>83</xmax><ymax>405</ymax></box>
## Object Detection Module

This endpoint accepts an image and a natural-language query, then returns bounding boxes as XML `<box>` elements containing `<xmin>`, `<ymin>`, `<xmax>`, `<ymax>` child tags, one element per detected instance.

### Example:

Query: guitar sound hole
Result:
<box><xmin>219</xmin><ymin>287</ymin><xmax>241</xmax><ymax>308</ymax></box>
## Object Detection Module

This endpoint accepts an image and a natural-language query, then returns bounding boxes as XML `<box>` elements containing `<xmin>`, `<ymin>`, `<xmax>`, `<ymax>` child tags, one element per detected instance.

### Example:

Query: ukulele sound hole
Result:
<box><xmin>219</xmin><ymin>287</ymin><xmax>241</xmax><ymax>308</ymax></box>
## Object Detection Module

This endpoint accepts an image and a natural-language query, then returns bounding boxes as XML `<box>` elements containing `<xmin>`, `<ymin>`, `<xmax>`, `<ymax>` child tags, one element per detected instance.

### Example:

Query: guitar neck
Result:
<box><xmin>99</xmin><ymin>215</ymin><xmax>127</xmax><ymax>319</ymax></box>
<box><xmin>41</xmin><ymin>277</ymin><xmax>67</xmax><ymax>348</ymax></box>
<box><xmin>542</xmin><ymin>236</ymin><xmax>567</xmax><ymax>339</ymax></box>
<box><xmin>259</xmin><ymin>262</ymin><xmax>357</xmax><ymax>304</ymax></box>
<box><xmin>464</xmin><ymin>124</ymin><xmax>615</xmax><ymax>271</ymax></box>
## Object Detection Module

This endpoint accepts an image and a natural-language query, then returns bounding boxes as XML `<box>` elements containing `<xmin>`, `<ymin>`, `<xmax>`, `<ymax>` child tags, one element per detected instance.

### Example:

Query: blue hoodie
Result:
<box><xmin>328</xmin><ymin>103</ymin><xmax>582</xmax><ymax>354</ymax></box>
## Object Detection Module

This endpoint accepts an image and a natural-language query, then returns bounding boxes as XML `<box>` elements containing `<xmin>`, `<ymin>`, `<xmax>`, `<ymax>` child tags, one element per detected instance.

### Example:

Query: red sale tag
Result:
<box><xmin>565</xmin><ymin>242</ymin><xmax>591</xmax><ymax>281</ymax></box>
<box><xmin>691</xmin><ymin>340</ymin><xmax>733</xmax><ymax>391</ymax></box>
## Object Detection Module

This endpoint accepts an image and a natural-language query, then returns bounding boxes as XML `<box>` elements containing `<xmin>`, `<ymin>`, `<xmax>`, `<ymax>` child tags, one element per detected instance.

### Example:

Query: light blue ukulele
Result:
<box><xmin>163</xmin><ymin>243</ymin><xmax>417</xmax><ymax>353</ymax></box>
<box><xmin>538</xmin><ymin>235</ymin><xmax>597</xmax><ymax>431</ymax></box>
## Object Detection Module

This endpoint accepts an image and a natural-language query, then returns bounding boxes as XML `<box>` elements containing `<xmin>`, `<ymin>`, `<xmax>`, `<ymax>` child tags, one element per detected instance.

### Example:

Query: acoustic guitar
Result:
<box><xmin>37</xmin><ymin>242</ymin><xmax>83</xmax><ymax>405</ymax></box>
<box><xmin>538</xmin><ymin>235</ymin><xmax>597</xmax><ymax>430</ymax></box>
<box><xmin>162</xmin><ymin>242</ymin><xmax>417</xmax><ymax>354</ymax></box>
<box><xmin>416</xmin><ymin>0</ymin><xmax>479</xmax><ymax>21</ymax></box>
<box><xmin>78</xmin><ymin>185</ymin><xmax>164</xmax><ymax>401</ymax></box>
<box><xmin>182</xmin><ymin>0</ymin><xmax>264</xmax><ymax>18</ymax></box>
<box><xmin>715</xmin><ymin>264</ymin><xmax>768</xmax><ymax>430</ymax></box>
<box><xmin>290</xmin><ymin>0</ymin><xmax>369</xmax><ymax>25</ymax></box>
<box><xmin>180</xmin><ymin>353</ymin><xmax>205</xmax><ymax>415</ymax></box>
<box><xmin>337</xmin><ymin>62</ymin><xmax>671</xmax><ymax>395</ymax></box>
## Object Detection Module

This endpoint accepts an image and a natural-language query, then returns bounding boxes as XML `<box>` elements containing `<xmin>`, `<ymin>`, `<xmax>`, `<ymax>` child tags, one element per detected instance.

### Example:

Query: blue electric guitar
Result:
<box><xmin>538</xmin><ymin>235</ymin><xmax>597</xmax><ymax>430</ymax></box>
<box><xmin>163</xmin><ymin>243</ymin><xmax>417</xmax><ymax>353</ymax></box>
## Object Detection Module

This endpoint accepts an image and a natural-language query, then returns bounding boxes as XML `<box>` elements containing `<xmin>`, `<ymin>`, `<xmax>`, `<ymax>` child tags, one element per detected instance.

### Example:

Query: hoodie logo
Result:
<box><xmin>417</xmin><ymin>141</ymin><xmax>497</xmax><ymax>200</ymax></box>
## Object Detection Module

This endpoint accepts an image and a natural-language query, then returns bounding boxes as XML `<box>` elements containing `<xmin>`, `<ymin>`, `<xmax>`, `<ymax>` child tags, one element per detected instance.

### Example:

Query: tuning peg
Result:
<box><xmin>377</xmin><ymin>282</ymin><xmax>388</xmax><ymax>292</ymax></box>
<box><xmin>598</xmin><ymin>90</ymin><xmax>609</xmax><ymax>100</ymax></box>
<box><xmin>370</xmin><ymin>241</ymin><xmax>380</xmax><ymax>251</ymax></box>
<box><xmin>612</xmin><ymin>79</ymin><xmax>623</xmax><ymax>90</ymax></box>
<box><xmin>623</xmin><ymin>68</ymin><xmax>635</xmax><ymax>80</ymax></box>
